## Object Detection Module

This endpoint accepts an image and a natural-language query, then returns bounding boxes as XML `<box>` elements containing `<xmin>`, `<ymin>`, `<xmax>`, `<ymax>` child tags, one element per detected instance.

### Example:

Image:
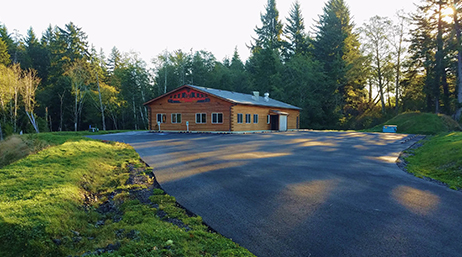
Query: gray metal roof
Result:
<box><xmin>188</xmin><ymin>85</ymin><xmax>301</xmax><ymax>110</ymax></box>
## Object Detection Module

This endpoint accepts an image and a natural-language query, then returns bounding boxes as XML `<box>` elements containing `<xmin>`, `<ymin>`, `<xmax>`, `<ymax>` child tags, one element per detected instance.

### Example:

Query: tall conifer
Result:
<box><xmin>313</xmin><ymin>0</ymin><xmax>365</xmax><ymax>127</ymax></box>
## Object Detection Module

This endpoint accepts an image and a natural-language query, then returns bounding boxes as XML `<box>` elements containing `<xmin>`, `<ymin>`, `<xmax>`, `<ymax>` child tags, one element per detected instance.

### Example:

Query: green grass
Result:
<box><xmin>0</xmin><ymin>130</ymin><xmax>133</xmax><ymax>168</ymax></box>
<box><xmin>405</xmin><ymin>132</ymin><xmax>462</xmax><ymax>190</ymax></box>
<box><xmin>364</xmin><ymin>112</ymin><xmax>461</xmax><ymax>135</ymax></box>
<box><xmin>0</xmin><ymin>133</ymin><xmax>254</xmax><ymax>257</ymax></box>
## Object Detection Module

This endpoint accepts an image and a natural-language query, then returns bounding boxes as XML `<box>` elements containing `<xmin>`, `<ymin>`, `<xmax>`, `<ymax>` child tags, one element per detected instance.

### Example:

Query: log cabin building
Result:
<box><xmin>143</xmin><ymin>85</ymin><xmax>301</xmax><ymax>132</ymax></box>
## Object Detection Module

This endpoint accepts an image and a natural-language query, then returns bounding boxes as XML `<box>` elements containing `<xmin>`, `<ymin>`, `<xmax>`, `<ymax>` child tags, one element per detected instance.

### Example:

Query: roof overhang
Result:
<box><xmin>270</xmin><ymin>110</ymin><xmax>289</xmax><ymax>115</ymax></box>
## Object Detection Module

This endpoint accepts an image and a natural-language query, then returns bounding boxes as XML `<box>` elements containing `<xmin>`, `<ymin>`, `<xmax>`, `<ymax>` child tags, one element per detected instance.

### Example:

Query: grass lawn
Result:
<box><xmin>0</xmin><ymin>132</ymin><xmax>254</xmax><ymax>257</ymax></box>
<box><xmin>364</xmin><ymin>112</ymin><xmax>462</xmax><ymax>190</ymax></box>
<box><xmin>364</xmin><ymin>112</ymin><xmax>461</xmax><ymax>135</ymax></box>
<box><xmin>404</xmin><ymin>132</ymin><xmax>462</xmax><ymax>190</ymax></box>
<box><xmin>0</xmin><ymin>130</ymin><xmax>133</xmax><ymax>168</ymax></box>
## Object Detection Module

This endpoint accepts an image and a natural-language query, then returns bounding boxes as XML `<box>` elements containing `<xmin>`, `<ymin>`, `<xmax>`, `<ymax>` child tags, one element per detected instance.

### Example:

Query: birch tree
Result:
<box><xmin>361</xmin><ymin>16</ymin><xmax>394</xmax><ymax>113</ymax></box>
<box><xmin>21</xmin><ymin>69</ymin><xmax>41</xmax><ymax>133</ymax></box>
<box><xmin>66</xmin><ymin>61</ymin><xmax>88</xmax><ymax>131</ymax></box>
<box><xmin>390</xmin><ymin>11</ymin><xmax>408</xmax><ymax>113</ymax></box>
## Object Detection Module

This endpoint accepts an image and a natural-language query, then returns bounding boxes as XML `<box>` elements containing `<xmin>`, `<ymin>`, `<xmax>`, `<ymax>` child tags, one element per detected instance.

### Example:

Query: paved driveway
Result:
<box><xmin>89</xmin><ymin>131</ymin><xmax>462</xmax><ymax>257</ymax></box>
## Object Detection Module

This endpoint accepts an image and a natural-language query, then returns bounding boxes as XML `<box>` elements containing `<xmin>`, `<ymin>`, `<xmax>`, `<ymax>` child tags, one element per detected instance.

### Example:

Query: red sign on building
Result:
<box><xmin>168</xmin><ymin>88</ymin><xmax>210</xmax><ymax>103</ymax></box>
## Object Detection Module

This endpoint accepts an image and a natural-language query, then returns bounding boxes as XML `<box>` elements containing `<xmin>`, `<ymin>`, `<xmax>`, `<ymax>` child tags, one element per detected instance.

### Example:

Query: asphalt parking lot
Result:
<box><xmin>90</xmin><ymin>131</ymin><xmax>462</xmax><ymax>257</ymax></box>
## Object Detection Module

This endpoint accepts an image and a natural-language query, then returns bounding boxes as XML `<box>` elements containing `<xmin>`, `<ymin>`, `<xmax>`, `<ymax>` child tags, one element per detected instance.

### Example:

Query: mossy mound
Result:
<box><xmin>366</xmin><ymin>112</ymin><xmax>461</xmax><ymax>135</ymax></box>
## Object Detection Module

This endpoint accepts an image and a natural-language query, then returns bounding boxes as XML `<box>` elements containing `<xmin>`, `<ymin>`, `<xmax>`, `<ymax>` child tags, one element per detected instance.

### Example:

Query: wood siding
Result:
<box><xmin>147</xmin><ymin>94</ymin><xmax>233</xmax><ymax>131</ymax></box>
<box><xmin>145</xmin><ymin>86</ymin><xmax>301</xmax><ymax>132</ymax></box>
<box><xmin>231</xmin><ymin>105</ymin><xmax>300</xmax><ymax>131</ymax></box>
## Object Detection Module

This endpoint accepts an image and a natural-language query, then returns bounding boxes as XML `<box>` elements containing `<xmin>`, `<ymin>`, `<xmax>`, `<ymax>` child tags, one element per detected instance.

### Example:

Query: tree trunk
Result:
<box><xmin>379</xmin><ymin>84</ymin><xmax>386</xmax><ymax>113</ymax></box>
<box><xmin>74</xmin><ymin>85</ymin><xmax>78</xmax><ymax>131</ymax></box>
<box><xmin>457</xmin><ymin>50</ymin><xmax>462</xmax><ymax>120</ymax></box>
<box><xmin>96</xmin><ymin>72</ymin><xmax>106</xmax><ymax>131</ymax></box>
<box><xmin>132</xmin><ymin>95</ymin><xmax>137</xmax><ymax>130</ymax></box>
<box><xmin>442</xmin><ymin>72</ymin><xmax>450</xmax><ymax>114</ymax></box>
<box><xmin>395</xmin><ymin>47</ymin><xmax>401</xmax><ymax>114</ymax></box>
<box><xmin>139</xmin><ymin>106</ymin><xmax>147</xmax><ymax>130</ymax></box>
<box><xmin>13</xmin><ymin>86</ymin><xmax>18</xmax><ymax>133</ymax></box>
<box><xmin>59</xmin><ymin>91</ymin><xmax>65</xmax><ymax>131</ymax></box>
<box><xmin>434</xmin><ymin>1</ymin><xmax>445</xmax><ymax>114</ymax></box>
<box><xmin>375</xmin><ymin>46</ymin><xmax>386</xmax><ymax>113</ymax></box>
<box><xmin>454</xmin><ymin>1</ymin><xmax>462</xmax><ymax>121</ymax></box>
<box><xmin>77</xmin><ymin>90</ymin><xmax>85</xmax><ymax>131</ymax></box>
<box><xmin>369</xmin><ymin>79</ymin><xmax>373</xmax><ymax>103</ymax></box>
<box><xmin>109</xmin><ymin>109</ymin><xmax>118</xmax><ymax>130</ymax></box>
<box><xmin>25</xmin><ymin>111</ymin><xmax>39</xmax><ymax>133</ymax></box>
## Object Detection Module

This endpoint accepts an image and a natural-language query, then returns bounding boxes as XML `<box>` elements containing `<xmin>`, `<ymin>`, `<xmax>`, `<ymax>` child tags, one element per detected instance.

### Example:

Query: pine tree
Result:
<box><xmin>0</xmin><ymin>24</ymin><xmax>15</xmax><ymax>62</ymax></box>
<box><xmin>283</xmin><ymin>1</ymin><xmax>310</xmax><ymax>59</ymax></box>
<box><xmin>0</xmin><ymin>38</ymin><xmax>10</xmax><ymax>66</ymax></box>
<box><xmin>107</xmin><ymin>46</ymin><xmax>122</xmax><ymax>75</ymax></box>
<box><xmin>250</xmin><ymin>0</ymin><xmax>283</xmax><ymax>52</ymax></box>
<box><xmin>24</xmin><ymin>27</ymin><xmax>50</xmax><ymax>83</ymax></box>
<box><xmin>229</xmin><ymin>47</ymin><xmax>250</xmax><ymax>93</ymax></box>
<box><xmin>407</xmin><ymin>0</ymin><xmax>452</xmax><ymax>114</ymax></box>
<box><xmin>313</xmin><ymin>0</ymin><xmax>366</xmax><ymax>127</ymax></box>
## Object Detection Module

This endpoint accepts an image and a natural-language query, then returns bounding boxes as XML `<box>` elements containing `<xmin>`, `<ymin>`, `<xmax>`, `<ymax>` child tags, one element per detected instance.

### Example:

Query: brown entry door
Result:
<box><xmin>270</xmin><ymin>115</ymin><xmax>279</xmax><ymax>130</ymax></box>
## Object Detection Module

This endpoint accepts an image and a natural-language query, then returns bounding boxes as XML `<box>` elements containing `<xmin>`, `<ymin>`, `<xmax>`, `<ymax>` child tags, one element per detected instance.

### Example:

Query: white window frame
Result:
<box><xmin>237</xmin><ymin>113</ymin><xmax>243</xmax><ymax>124</ymax></box>
<box><xmin>267</xmin><ymin>115</ymin><xmax>270</xmax><ymax>124</ymax></box>
<box><xmin>157</xmin><ymin>113</ymin><xmax>166</xmax><ymax>123</ymax></box>
<box><xmin>212</xmin><ymin>112</ymin><xmax>223</xmax><ymax>124</ymax></box>
<box><xmin>253</xmin><ymin>114</ymin><xmax>259</xmax><ymax>124</ymax></box>
<box><xmin>245</xmin><ymin>114</ymin><xmax>251</xmax><ymax>124</ymax></box>
<box><xmin>196</xmin><ymin>113</ymin><xmax>207</xmax><ymax>124</ymax></box>
<box><xmin>171</xmin><ymin>113</ymin><xmax>182</xmax><ymax>124</ymax></box>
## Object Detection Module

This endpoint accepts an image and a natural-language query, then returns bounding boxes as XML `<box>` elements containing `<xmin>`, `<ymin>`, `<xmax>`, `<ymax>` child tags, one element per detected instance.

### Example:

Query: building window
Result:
<box><xmin>253</xmin><ymin>114</ymin><xmax>259</xmax><ymax>124</ymax></box>
<box><xmin>196</xmin><ymin>113</ymin><xmax>207</xmax><ymax>124</ymax></box>
<box><xmin>237</xmin><ymin>113</ymin><xmax>243</xmax><ymax>123</ymax></box>
<box><xmin>212</xmin><ymin>113</ymin><xmax>223</xmax><ymax>124</ymax></box>
<box><xmin>171</xmin><ymin>113</ymin><xmax>182</xmax><ymax>123</ymax></box>
<box><xmin>267</xmin><ymin>115</ymin><xmax>270</xmax><ymax>124</ymax></box>
<box><xmin>157</xmin><ymin>113</ymin><xmax>166</xmax><ymax>123</ymax></box>
<box><xmin>245</xmin><ymin>114</ymin><xmax>251</xmax><ymax>123</ymax></box>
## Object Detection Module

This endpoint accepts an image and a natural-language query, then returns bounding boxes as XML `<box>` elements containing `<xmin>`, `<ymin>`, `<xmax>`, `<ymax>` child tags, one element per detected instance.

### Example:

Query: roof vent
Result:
<box><xmin>252</xmin><ymin>91</ymin><xmax>260</xmax><ymax>101</ymax></box>
<box><xmin>264</xmin><ymin>92</ymin><xmax>269</xmax><ymax>102</ymax></box>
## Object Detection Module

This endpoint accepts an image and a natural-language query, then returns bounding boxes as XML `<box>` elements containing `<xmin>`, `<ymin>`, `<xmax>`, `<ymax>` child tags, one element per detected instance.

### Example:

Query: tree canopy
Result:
<box><xmin>0</xmin><ymin>0</ymin><xmax>461</xmax><ymax>138</ymax></box>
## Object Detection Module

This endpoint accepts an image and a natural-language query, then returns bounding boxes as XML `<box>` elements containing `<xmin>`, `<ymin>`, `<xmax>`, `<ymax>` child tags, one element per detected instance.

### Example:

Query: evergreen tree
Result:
<box><xmin>0</xmin><ymin>24</ymin><xmax>15</xmax><ymax>62</ymax></box>
<box><xmin>283</xmin><ymin>1</ymin><xmax>310</xmax><ymax>59</ymax></box>
<box><xmin>189</xmin><ymin>50</ymin><xmax>216</xmax><ymax>87</ymax></box>
<box><xmin>313</xmin><ymin>0</ymin><xmax>366</xmax><ymax>127</ymax></box>
<box><xmin>246</xmin><ymin>47</ymin><xmax>283</xmax><ymax>95</ymax></box>
<box><xmin>247</xmin><ymin>0</ymin><xmax>284</xmax><ymax>97</ymax></box>
<box><xmin>229</xmin><ymin>47</ymin><xmax>250</xmax><ymax>93</ymax></box>
<box><xmin>0</xmin><ymin>38</ymin><xmax>10</xmax><ymax>66</ymax></box>
<box><xmin>24</xmin><ymin>27</ymin><xmax>50</xmax><ymax>83</ymax></box>
<box><xmin>250</xmin><ymin>0</ymin><xmax>283</xmax><ymax>52</ymax></box>
<box><xmin>107</xmin><ymin>46</ymin><xmax>122</xmax><ymax>75</ymax></box>
<box><xmin>406</xmin><ymin>0</ymin><xmax>453</xmax><ymax>114</ymax></box>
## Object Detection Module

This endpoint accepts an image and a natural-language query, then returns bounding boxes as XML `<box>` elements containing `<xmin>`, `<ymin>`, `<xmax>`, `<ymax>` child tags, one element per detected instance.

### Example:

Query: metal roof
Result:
<box><xmin>188</xmin><ymin>85</ymin><xmax>301</xmax><ymax>110</ymax></box>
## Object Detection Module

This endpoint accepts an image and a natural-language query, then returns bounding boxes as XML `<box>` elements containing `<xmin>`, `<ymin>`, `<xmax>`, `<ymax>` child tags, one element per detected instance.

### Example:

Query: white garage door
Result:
<box><xmin>279</xmin><ymin>115</ymin><xmax>287</xmax><ymax>131</ymax></box>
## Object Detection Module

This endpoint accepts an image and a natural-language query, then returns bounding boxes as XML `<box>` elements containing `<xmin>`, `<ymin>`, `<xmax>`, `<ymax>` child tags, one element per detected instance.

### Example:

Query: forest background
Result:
<box><xmin>1</xmin><ymin>0</ymin><xmax>461</xmax><ymax>138</ymax></box>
